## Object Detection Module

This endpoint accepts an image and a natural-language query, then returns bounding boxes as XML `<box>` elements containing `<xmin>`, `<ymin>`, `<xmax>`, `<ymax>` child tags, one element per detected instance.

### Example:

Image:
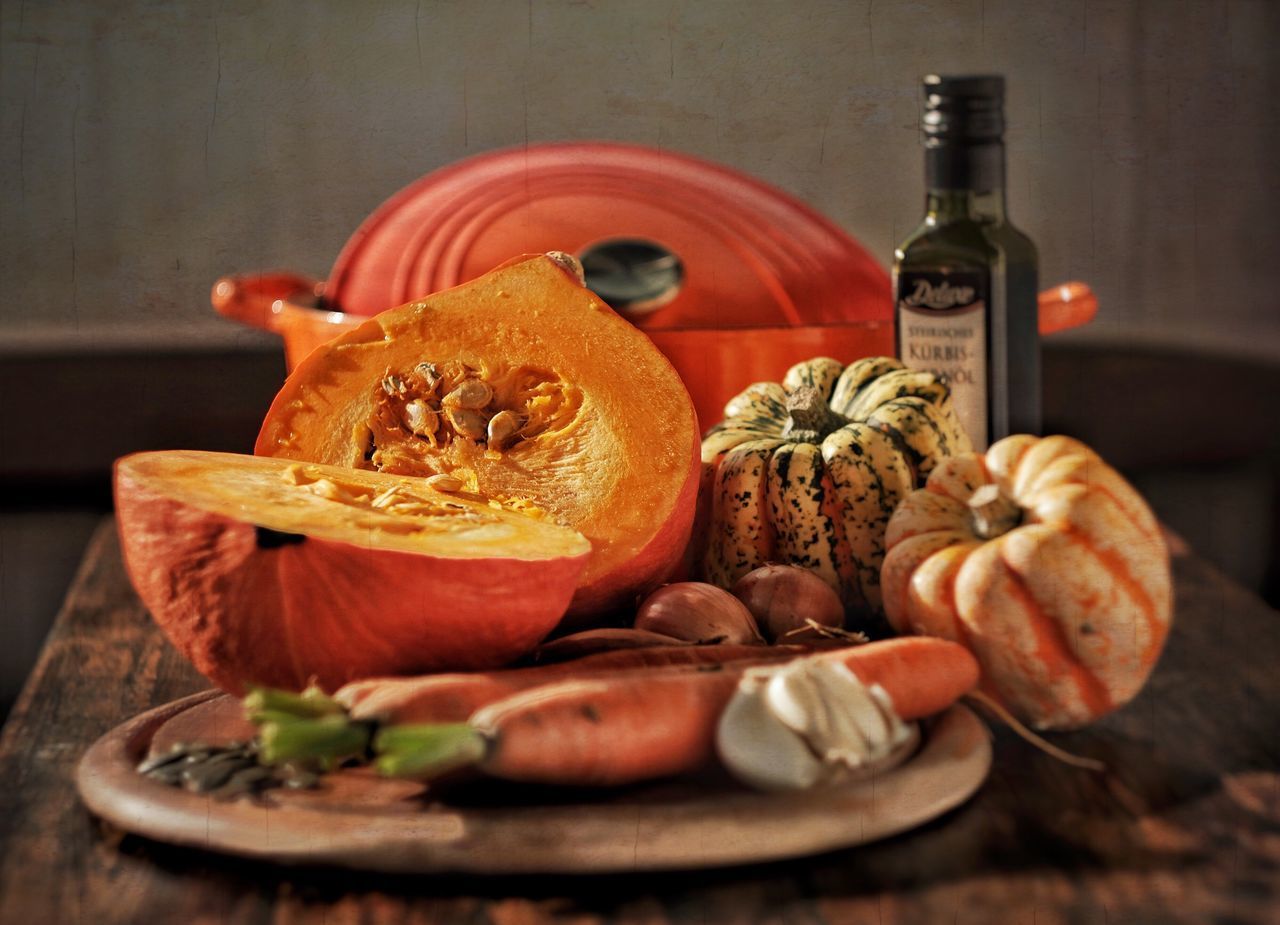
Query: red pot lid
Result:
<box><xmin>326</xmin><ymin>142</ymin><xmax>890</xmax><ymax>331</ymax></box>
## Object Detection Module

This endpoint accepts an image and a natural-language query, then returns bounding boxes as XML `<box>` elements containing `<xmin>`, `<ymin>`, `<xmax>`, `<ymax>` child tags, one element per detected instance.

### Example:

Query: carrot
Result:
<box><xmin>816</xmin><ymin>636</ymin><xmax>980</xmax><ymax>721</ymax></box>
<box><xmin>336</xmin><ymin>643</ymin><xmax>809</xmax><ymax>725</ymax></box>
<box><xmin>375</xmin><ymin>637</ymin><xmax>977</xmax><ymax>787</ymax></box>
<box><xmin>461</xmin><ymin>671</ymin><xmax>739</xmax><ymax>785</ymax></box>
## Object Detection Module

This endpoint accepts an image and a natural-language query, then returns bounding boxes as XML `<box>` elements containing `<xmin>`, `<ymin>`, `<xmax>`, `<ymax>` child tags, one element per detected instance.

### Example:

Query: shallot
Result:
<box><xmin>731</xmin><ymin>565</ymin><xmax>845</xmax><ymax>642</ymax></box>
<box><xmin>634</xmin><ymin>582</ymin><xmax>765</xmax><ymax>645</ymax></box>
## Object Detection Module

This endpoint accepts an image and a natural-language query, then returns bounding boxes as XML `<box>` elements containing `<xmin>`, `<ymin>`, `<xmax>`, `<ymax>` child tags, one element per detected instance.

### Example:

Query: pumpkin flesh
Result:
<box><xmin>115</xmin><ymin>450</ymin><xmax>591</xmax><ymax>693</ymax></box>
<box><xmin>256</xmin><ymin>255</ymin><xmax>701</xmax><ymax>619</ymax></box>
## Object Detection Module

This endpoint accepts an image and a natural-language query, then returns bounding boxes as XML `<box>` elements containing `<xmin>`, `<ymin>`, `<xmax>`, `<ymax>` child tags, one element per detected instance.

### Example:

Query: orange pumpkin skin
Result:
<box><xmin>880</xmin><ymin>435</ymin><xmax>1173</xmax><ymax>730</ymax></box>
<box><xmin>115</xmin><ymin>451</ymin><xmax>591</xmax><ymax>693</ymax></box>
<box><xmin>256</xmin><ymin>255</ymin><xmax>700</xmax><ymax>621</ymax></box>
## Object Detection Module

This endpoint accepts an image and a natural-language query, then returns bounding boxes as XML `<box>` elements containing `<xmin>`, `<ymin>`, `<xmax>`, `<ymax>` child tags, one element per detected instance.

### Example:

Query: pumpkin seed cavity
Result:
<box><xmin>362</xmin><ymin>360</ymin><xmax>580</xmax><ymax>477</ymax></box>
<box><xmin>284</xmin><ymin>360</ymin><xmax>578</xmax><ymax>525</ymax></box>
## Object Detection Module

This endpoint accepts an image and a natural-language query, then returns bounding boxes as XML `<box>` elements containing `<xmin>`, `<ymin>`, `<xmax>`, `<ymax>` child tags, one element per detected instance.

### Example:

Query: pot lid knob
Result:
<box><xmin>578</xmin><ymin>238</ymin><xmax>684</xmax><ymax>319</ymax></box>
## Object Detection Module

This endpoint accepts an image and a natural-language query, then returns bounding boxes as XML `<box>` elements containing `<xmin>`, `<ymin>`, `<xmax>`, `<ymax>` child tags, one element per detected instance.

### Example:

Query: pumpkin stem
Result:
<box><xmin>968</xmin><ymin>484</ymin><xmax>1023</xmax><ymax>539</ymax></box>
<box><xmin>782</xmin><ymin>386</ymin><xmax>848</xmax><ymax>444</ymax></box>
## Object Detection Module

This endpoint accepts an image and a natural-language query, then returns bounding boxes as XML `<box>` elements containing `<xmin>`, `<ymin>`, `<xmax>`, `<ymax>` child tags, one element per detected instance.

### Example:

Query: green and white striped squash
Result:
<box><xmin>699</xmin><ymin>356</ymin><xmax>971</xmax><ymax>616</ymax></box>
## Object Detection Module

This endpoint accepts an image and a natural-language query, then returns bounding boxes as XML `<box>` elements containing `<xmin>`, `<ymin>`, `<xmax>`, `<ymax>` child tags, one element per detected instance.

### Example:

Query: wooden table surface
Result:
<box><xmin>1</xmin><ymin>521</ymin><xmax>1277</xmax><ymax>924</ymax></box>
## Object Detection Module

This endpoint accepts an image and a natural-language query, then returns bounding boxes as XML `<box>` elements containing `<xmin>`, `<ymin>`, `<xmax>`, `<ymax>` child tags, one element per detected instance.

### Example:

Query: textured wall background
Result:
<box><xmin>2</xmin><ymin>0</ymin><xmax>1278</xmax><ymax>357</ymax></box>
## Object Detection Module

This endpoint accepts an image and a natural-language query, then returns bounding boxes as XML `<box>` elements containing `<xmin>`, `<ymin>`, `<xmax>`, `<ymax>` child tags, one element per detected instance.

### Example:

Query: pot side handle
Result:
<box><xmin>211</xmin><ymin>271</ymin><xmax>324</xmax><ymax>333</ymax></box>
<box><xmin>211</xmin><ymin>271</ymin><xmax>1094</xmax><ymax>337</ymax></box>
<box><xmin>1038</xmin><ymin>281</ymin><xmax>1097</xmax><ymax>335</ymax></box>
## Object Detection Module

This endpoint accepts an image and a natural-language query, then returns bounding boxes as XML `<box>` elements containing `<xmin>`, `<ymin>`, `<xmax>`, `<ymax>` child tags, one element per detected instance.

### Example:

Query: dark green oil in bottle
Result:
<box><xmin>894</xmin><ymin>75</ymin><xmax>1039</xmax><ymax>451</ymax></box>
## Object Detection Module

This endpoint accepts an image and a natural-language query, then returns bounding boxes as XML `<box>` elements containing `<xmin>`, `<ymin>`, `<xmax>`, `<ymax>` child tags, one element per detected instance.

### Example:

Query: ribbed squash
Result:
<box><xmin>699</xmin><ymin>356</ymin><xmax>970</xmax><ymax>615</ymax></box>
<box><xmin>880</xmin><ymin>434</ymin><xmax>1173</xmax><ymax>730</ymax></box>
<box><xmin>256</xmin><ymin>254</ymin><xmax>700</xmax><ymax>620</ymax></box>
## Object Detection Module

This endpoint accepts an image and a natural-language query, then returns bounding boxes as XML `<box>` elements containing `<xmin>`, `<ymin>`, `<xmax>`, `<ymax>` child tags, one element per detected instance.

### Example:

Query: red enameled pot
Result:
<box><xmin>213</xmin><ymin>142</ymin><xmax>1095</xmax><ymax>427</ymax></box>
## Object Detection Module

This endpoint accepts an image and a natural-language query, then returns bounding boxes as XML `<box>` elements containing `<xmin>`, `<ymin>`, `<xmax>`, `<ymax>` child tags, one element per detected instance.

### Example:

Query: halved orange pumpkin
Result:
<box><xmin>255</xmin><ymin>254</ymin><xmax>701</xmax><ymax>619</ymax></box>
<box><xmin>115</xmin><ymin>450</ymin><xmax>591</xmax><ymax>692</ymax></box>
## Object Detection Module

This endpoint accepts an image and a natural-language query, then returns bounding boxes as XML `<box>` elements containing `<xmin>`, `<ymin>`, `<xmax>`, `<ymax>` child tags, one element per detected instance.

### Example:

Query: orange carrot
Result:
<box><xmin>817</xmin><ymin>636</ymin><xmax>980</xmax><ymax>721</ymax></box>
<box><xmin>374</xmin><ymin>637</ymin><xmax>977</xmax><ymax>786</ymax></box>
<box><xmin>465</xmin><ymin>671</ymin><xmax>739</xmax><ymax>785</ymax></box>
<box><xmin>336</xmin><ymin>643</ymin><xmax>810</xmax><ymax>724</ymax></box>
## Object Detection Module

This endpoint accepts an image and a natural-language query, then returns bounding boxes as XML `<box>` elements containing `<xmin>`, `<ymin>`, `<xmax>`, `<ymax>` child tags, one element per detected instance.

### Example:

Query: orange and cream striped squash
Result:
<box><xmin>880</xmin><ymin>434</ymin><xmax>1172</xmax><ymax>730</ymax></box>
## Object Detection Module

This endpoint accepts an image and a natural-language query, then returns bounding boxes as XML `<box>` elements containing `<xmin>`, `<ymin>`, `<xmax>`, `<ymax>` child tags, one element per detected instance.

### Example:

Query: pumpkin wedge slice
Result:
<box><xmin>256</xmin><ymin>254</ymin><xmax>701</xmax><ymax>620</ymax></box>
<box><xmin>115</xmin><ymin>450</ymin><xmax>591</xmax><ymax>693</ymax></box>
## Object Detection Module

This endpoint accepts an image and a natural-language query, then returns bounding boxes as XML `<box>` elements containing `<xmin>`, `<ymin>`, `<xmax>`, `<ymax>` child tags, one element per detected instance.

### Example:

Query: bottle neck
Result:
<box><xmin>925</xmin><ymin>142</ymin><xmax>1007</xmax><ymax>222</ymax></box>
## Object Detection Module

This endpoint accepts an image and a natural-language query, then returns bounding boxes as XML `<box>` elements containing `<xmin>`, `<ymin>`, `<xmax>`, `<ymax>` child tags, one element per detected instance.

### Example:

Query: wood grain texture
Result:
<box><xmin>2</xmin><ymin>519</ymin><xmax>1278</xmax><ymax>923</ymax></box>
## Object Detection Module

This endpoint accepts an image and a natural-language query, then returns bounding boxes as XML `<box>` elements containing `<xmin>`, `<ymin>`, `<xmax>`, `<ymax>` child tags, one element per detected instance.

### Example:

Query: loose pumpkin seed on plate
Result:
<box><xmin>136</xmin><ymin>743</ymin><xmax>201</xmax><ymax>775</ymax></box>
<box><xmin>137</xmin><ymin>738</ymin><xmax>322</xmax><ymax>800</ymax></box>
<box><xmin>216</xmin><ymin>765</ymin><xmax>276</xmax><ymax>800</ymax></box>
<box><xmin>181</xmin><ymin>753</ymin><xmax>254</xmax><ymax>793</ymax></box>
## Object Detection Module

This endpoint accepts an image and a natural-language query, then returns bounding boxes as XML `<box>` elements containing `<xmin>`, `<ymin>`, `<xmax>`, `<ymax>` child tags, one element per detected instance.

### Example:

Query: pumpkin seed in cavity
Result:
<box><xmin>487</xmin><ymin>410</ymin><xmax>523</xmax><ymax>450</ymax></box>
<box><xmin>447</xmin><ymin>407</ymin><xmax>489</xmax><ymax>440</ymax></box>
<box><xmin>411</xmin><ymin>362</ymin><xmax>442</xmax><ymax>392</ymax></box>
<box><xmin>368</xmin><ymin>363</ymin><xmax>557</xmax><ymax>458</ymax></box>
<box><xmin>403</xmin><ymin>399</ymin><xmax>439</xmax><ymax>437</ymax></box>
<box><xmin>443</xmin><ymin>379</ymin><xmax>493</xmax><ymax>410</ymax></box>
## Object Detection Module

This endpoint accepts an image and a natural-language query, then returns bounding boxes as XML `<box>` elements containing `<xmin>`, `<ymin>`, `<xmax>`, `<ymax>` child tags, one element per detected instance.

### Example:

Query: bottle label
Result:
<box><xmin>895</xmin><ymin>270</ymin><xmax>989</xmax><ymax>449</ymax></box>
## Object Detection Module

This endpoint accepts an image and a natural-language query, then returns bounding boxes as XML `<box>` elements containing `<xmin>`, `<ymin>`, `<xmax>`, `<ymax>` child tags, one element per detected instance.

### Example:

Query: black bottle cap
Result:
<box><xmin>922</xmin><ymin>74</ymin><xmax>1005</xmax><ymax>145</ymax></box>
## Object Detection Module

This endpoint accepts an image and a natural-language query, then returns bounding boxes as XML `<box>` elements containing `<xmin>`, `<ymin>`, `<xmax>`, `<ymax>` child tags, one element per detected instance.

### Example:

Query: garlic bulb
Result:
<box><xmin>715</xmin><ymin>658</ymin><xmax>917</xmax><ymax>791</ymax></box>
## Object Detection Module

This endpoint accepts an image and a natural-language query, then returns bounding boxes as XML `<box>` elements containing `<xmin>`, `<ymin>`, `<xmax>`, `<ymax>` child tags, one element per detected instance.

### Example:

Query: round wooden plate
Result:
<box><xmin>76</xmin><ymin>692</ymin><xmax>991</xmax><ymax>874</ymax></box>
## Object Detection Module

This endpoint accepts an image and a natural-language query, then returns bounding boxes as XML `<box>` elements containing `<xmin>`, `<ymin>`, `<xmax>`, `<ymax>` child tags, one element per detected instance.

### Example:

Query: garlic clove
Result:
<box><xmin>764</xmin><ymin>664</ymin><xmax>859</xmax><ymax>754</ymax></box>
<box><xmin>766</xmin><ymin>662</ymin><xmax>875</xmax><ymax>758</ymax></box>
<box><xmin>715</xmin><ymin>667</ymin><xmax>824</xmax><ymax>792</ymax></box>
